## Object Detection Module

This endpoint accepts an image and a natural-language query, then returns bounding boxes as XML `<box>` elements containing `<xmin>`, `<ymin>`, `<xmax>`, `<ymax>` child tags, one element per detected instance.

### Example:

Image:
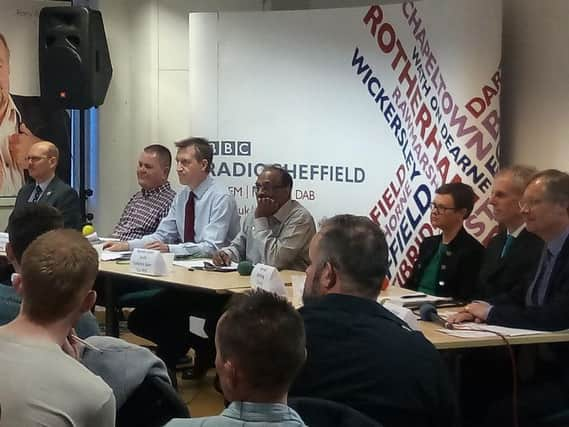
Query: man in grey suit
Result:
<box><xmin>13</xmin><ymin>141</ymin><xmax>81</xmax><ymax>229</ymax></box>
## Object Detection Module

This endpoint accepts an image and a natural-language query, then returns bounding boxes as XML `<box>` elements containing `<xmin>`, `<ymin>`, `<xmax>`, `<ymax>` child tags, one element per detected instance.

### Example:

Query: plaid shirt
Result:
<box><xmin>113</xmin><ymin>182</ymin><xmax>176</xmax><ymax>240</ymax></box>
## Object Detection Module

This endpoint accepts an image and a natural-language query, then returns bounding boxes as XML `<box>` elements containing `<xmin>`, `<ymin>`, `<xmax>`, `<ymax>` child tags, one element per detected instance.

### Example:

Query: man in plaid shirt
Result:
<box><xmin>112</xmin><ymin>144</ymin><xmax>176</xmax><ymax>240</ymax></box>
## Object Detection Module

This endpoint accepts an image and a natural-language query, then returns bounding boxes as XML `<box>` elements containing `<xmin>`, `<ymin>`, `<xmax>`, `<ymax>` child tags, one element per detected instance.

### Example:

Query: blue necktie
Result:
<box><xmin>31</xmin><ymin>185</ymin><xmax>42</xmax><ymax>203</ymax></box>
<box><xmin>526</xmin><ymin>249</ymin><xmax>553</xmax><ymax>306</ymax></box>
<box><xmin>500</xmin><ymin>234</ymin><xmax>514</xmax><ymax>258</ymax></box>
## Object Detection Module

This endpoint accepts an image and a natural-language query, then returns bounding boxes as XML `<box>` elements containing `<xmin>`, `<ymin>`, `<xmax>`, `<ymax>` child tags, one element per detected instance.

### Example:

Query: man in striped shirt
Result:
<box><xmin>112</xmin><ymin>144</ymin><xmax>176</xmax><ymax>240</ymax></box>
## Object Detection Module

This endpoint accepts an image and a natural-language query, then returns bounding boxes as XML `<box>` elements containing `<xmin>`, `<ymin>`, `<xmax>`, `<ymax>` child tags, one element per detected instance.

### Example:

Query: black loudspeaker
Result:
<box><xmin>39</xmin><ymin>7</ymin><xmax>112</xmax><ymax>109</ymax></box>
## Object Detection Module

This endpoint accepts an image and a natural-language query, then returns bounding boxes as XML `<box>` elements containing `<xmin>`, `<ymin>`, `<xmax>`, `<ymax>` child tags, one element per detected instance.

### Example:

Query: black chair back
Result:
<box><xmin>288</xmin><ymin>397</ymin><xmax>382</xmax><ymax>427</ymax></box>
<box><xmin>116</xmin><ymin>375</ymin><xmax>190</xmax><ymax>427</ymax></box>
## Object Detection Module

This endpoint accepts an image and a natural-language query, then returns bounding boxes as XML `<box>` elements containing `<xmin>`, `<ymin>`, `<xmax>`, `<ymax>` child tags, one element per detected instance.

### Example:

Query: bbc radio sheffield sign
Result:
<box><xmin>189</xmin><ymin>1</ymin><xmax>502</xmax><ymax>285</ymax></box>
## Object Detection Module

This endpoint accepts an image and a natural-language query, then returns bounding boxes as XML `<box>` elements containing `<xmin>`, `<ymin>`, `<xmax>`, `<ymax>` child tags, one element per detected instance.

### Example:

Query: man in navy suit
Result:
<box><xmin>451</xmin><ymin>169</ymin><xmax>569</xmax><ymax>425</ymax></box>
<box><xmin>477</xmin><ymin>165</ymin><xmax>543</xmax><ymax>298</ymax></box>
<box><xmin>12</xmin><ymin>141</ymin><xmax>80</xmax><ymax>230</ymax></box>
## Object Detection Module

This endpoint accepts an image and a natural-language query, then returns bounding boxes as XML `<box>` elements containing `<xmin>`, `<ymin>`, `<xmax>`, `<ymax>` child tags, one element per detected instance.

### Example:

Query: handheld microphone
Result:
<box><xmin>419</xmin><ymin>303</ymin><xmax>453</xmax><ymax>330</ymax></box>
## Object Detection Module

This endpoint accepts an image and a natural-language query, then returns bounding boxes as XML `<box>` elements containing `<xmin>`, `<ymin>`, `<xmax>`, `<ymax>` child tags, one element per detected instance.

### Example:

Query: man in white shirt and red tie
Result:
<box><xmin>106</xmin><ymin>137</ymin><xmax>240</xmax><ymax>254</ymax></box>
<box><xmin>107</xmin><ymin>137</ymin><xmax>240</xmax><ymax>386</ymax></box>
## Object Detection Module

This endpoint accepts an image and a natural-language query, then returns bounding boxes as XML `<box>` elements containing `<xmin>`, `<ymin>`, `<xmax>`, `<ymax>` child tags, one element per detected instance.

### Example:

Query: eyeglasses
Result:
<box><xmin>253</xmin><ymin>183</ymin><xmax>286</xmax><ymax>193</ymax></box>
<box><xmin>176</xmin><ymin>158</ymin><xmax>194</xmax><ymax>167</ymax></box>
<box><xmin>518</xmin><ymin>198</ymin><xmax>544</xmax><ymax>210</ymax></box>
<box><xmin>430</xmin><ymin>203</ymin><xmax>457</xmax><ymax>213</ymax></box>
<box><xmin>26</xmin><ymin>155</ymin><xmax>50</xmax><ymax>163</ymax></box>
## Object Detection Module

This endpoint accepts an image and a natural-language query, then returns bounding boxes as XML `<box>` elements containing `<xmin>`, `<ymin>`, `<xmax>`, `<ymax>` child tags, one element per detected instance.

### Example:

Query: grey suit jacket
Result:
<box><xmin>13</xmin><ymin>176</ymin><xmax>81</xmax><ymax>230</ymax></box>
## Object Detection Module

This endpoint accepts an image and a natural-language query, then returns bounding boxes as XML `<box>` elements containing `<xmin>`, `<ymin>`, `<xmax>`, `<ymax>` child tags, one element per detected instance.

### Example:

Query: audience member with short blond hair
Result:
<box><xmin>0</xmin><ymin>229</ymin><xmax>115</xmax><ymax>426</ymax></box>
<box><xmin>0</xmin><ymin>204</ymin><xmax>99</xmax><ymax>336</ymax></box>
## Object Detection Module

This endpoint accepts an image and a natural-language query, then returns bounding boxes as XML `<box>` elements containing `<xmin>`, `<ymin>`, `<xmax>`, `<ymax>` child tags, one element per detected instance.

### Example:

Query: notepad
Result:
<box><xmin>438</xmin><ymin>323</ymin><xmax>549</xmax><ymax>338</ymax></box>
<box><xmin>101</xmin><ymin>251</ymin><xmax>132</xmax><ymax>261</ymax></box>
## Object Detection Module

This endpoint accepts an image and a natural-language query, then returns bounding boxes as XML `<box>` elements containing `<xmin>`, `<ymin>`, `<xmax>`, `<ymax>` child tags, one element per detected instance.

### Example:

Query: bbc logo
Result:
<box><xmin>210</xmin><ymin>141</ymin><xmax>251</xmax><ymax>156</ymax></box>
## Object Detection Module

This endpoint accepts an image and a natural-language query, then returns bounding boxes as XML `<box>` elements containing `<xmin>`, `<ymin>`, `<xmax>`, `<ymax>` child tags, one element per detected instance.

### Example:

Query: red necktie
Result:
<box><xmin>184</xmin><ymin>192</ymin><xmax>195</xmax><ymax>242</ymax></box>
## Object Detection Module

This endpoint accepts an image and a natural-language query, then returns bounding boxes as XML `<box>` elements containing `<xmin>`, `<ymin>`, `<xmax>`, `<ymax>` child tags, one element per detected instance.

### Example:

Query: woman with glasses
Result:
<box><xmin>405</xmin><ymin>182</ymin><xmax>484</xmax><ymax>301</ymax></box>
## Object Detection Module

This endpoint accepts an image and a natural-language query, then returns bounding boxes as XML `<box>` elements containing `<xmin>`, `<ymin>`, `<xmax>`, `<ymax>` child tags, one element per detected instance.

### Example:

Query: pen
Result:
<box><xmin>70</xmin><ymin>334</ymin><xmax>102</xmax><ymax>353</ymax></box>
<box><xmin>400</xmin><ymin>293</ymin><xmax>428</xmax><ymax>299</ymax></box>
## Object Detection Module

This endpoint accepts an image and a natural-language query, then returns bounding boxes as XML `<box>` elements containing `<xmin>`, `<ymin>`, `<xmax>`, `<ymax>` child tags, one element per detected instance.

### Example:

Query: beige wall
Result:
<box><xmin>501</xmin><ymin>0</ymin><xmax>569</xmax><ymax>169</ymax></box>
<box><xmin>92</xmin><ymin>0</ymin><xmax>569</xmax><ymax>236</ymax></box>
<box><xmin>95</xmin><ymin>0</ymin><xmax>264</xmax><ymax>236</ymax></box>
<box><xmin>1</xmin><ymin>0</ymin><xmax>566</xmax><ymax>232</ymax></box>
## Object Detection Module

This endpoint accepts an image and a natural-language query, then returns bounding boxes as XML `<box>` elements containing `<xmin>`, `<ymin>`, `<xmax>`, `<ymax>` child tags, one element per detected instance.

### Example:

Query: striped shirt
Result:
<box><xmin>113</xmin><ymin>182</ymin><xmax>176</xmax><ymax>240</ymax></box>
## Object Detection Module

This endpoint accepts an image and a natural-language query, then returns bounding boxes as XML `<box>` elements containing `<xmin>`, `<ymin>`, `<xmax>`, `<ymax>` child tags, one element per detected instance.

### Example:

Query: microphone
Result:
<box><xmin>419</xmin><ymin>303</ymin><xmax>453</xmax><ymax>329</ymax></box>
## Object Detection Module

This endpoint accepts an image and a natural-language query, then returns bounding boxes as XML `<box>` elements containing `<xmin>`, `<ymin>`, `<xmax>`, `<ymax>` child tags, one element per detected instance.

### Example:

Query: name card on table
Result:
<box><xmin>381</xmin><ymin>301</ymin><xmax>420</xmax><ymax>331</ymax></box>
<box><xmin>130</xmin><ymin>248</ymin><xmax>168</xmax><ymax>276</ymax></box>
<box><xmin>250</xmin><ymin>264</ymin><xmax>286</xmax><ymax>297</ymax></box>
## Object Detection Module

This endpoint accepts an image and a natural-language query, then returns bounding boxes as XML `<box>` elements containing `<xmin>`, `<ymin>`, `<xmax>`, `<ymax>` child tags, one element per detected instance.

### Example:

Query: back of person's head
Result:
<box><xmin>175</xmin><ymin>137</ymin><xmax>213</xmax><ymax>172</ymax></box>
<box><xmin>317</xmin><ymin>214</ymin><xmax>388</xmax><ymax>299</ymax></box>
<box><xmin>7</xmin><ymin>204</ymin><xmax>64</xmax><ymax>264</ymax></box>
<box><xmin>144</xmin><ymin>144</ymin><xmax>172</xmax><ymax>176</ymax></box>
<box><xmin>20</xmin><ymin>229</ymin><xmax>98</xmax><ymax>324</ymax></box>
<box><xmin>216</xmin><ymin>290</ymin><xmax>306</xmax><ymax>398</ymax></box>
<box><xmin>530</xmin><ymin>169</ymin><xmax>569</xmax><ymax>209</ymax></box>
<box><xmin>435</xmin><ymin>182</ymin><xmax>476</xmax><ymax>218</ymax></box>
<box><xmin>497</xmin><ymin>165</ymin><xmax>537</xmax><ymax>195</ymax></box>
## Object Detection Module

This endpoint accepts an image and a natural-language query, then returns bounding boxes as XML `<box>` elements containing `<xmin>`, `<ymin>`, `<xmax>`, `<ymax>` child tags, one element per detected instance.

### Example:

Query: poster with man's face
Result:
<box><xmin>0</xmin><ymin>0</ymin><xmax>71</xmax><ymax>198</ymax></box>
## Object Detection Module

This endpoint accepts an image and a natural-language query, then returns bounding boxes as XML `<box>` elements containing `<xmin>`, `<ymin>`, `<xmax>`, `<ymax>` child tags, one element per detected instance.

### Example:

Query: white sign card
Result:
<box><xmin>250</xmin><ymin>264</ymin><xmax>286</xmax><ymax>297</ymax></box>
<box><xmin>130</xmin><ymin>248</ymin><xmax>168</xmax><ymax>276</ymax></box>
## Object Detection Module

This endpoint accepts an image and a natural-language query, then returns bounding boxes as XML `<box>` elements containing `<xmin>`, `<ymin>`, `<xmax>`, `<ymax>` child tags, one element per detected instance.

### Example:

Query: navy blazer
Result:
<box><xmin>489</xmin><ymin>233</ymin><xmax>569</xmax><ymax>331</ymax></box>
<box><xmin>13</xmin><ymin>177</ymin><xmax>81</xmax><ymax>230</ymax></box>
<box><xmin>405</xmin><ymin>227</ymin><xmax>484</xmax><ymax>300</ymax></box>
<box><xmin>290</xmin><ymin>294</ymin><xmax>458</xmax><ymax>427</ymax></box>
<box><xmin>477</xmin><ymin>229</ymin><xmax>543</xmax><ymax>299</ymax></box>
<box><xmin>488</xmin><ymin>232</ymin><xmax>569</xmax><ymax>392</ymax></box>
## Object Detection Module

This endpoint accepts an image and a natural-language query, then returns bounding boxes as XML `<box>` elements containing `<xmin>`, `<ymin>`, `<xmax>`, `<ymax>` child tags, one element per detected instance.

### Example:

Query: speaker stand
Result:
<box><xmin>78</xmin><ymin>109</ymin><xmax>93</xmax><ymax>224</ymax></box>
